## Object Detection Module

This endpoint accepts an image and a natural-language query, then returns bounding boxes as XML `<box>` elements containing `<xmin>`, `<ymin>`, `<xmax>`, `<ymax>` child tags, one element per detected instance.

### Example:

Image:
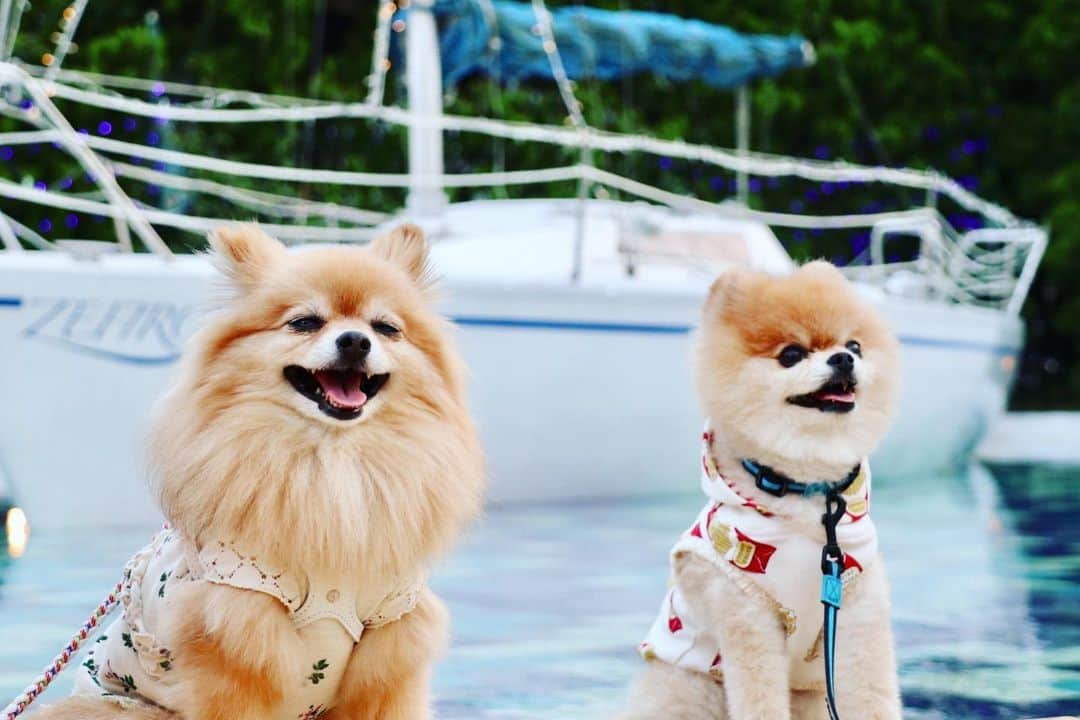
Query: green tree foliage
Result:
<box><xmin>1</xmin><ymin>1</ymin><xmax>1076</xmax><ymax>406</ymax></box>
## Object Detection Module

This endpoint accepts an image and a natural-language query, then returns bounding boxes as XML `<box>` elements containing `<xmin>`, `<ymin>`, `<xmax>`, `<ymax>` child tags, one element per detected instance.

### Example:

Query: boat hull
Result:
<box><xmin>0</xmin><ymin>252</ymin><xmax>1022</xmax><ymax>528</ymax></box>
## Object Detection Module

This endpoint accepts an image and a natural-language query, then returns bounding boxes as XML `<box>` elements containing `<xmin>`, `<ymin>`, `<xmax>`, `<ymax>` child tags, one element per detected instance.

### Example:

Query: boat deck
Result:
<box><xmin>425</xmin><ymin>198</ymin><xmax>792</xmax><ymax>291</ymax></box>
<box><xmin>1</xmin><ymin>465</ymin><xmax>1077</xmax><ymax>719</ymax></box>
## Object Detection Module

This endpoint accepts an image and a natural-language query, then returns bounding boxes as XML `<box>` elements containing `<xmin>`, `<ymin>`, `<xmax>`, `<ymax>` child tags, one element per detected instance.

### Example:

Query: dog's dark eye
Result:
<box><xmin>846</xmin><ymin>340</ymin><xmax>862</xmax><ymax>357</ymax></box>
<box><xmin>287</xmin><ymin>315</ymin><xmax>325</xmax><ymax>333</ymax></box>
<box><xmin>372</xmin><ymin>320</ymin><xmax>401</xmax><ymax>337</ymax></box>
<box><xmin>778</xmin><ymin>344</ymin><xmax>808</xmax><ymax>368</ymax></box>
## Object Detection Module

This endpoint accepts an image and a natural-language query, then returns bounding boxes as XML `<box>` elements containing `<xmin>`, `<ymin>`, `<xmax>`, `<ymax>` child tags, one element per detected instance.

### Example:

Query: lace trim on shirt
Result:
<box><xmin>193</xmin><ymin>539</ymin><xmax>424</xmax><ymax>639</ymax></box>
<box><xmin>119</xmin><ymin>530</ymin><xmax>179</xmax><ymax>679</ymax></box>
<box><xmin>195</xmin><ymin>539</ymin><xmax>307</xmax><ymax>613</ymax></box>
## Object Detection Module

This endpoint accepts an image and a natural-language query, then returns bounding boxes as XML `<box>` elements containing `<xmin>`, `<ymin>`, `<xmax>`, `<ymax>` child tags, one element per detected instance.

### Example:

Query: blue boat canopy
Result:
<box><xmin>397</xmin><ymin>0</ymin><xmax>814</xmax><ymax>90</ymax></box>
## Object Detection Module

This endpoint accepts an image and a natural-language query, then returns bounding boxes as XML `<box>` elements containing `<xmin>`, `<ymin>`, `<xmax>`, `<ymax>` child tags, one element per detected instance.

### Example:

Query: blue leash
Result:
<box><xmin>819</xmin><ymin>491</ymin><xmax>848</xmax><ymax>720</ymax></box>
<box><xmin>742</xmin><ymin>459</ymin><xmax>855</xmax><ymax>720</ymax></box>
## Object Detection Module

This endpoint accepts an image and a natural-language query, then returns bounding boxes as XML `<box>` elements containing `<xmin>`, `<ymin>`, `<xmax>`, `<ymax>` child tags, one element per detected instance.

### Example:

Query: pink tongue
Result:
<box><xmin>820</xmin><ymin>391</ymin><xmax>855</xmax><ymax>403</ymax></box>
<box><xmin>315</xmin><ymin>370</ymin><xmax>367</xmax><ymax>408</ymax></box>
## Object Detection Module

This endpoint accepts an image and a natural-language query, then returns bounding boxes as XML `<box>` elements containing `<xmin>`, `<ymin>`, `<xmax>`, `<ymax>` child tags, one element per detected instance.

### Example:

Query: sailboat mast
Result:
<box><xmin>405</xmin><ymin>0</ymin><xmax>446</xmax><ymax>217</ymax></box>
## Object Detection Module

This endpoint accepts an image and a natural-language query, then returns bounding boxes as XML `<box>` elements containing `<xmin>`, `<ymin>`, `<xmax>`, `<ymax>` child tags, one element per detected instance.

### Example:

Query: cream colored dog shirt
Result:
<box><xmin>75</xmin><ymin>528</ymin><xmax>422</xmax><ymax>720</ymax></box>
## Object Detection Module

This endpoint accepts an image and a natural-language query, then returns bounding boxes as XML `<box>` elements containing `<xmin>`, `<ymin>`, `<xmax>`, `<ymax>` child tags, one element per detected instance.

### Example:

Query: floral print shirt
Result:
<box><xmin>74</xmin><ymin>529</ymin><xmax>423</xmax><ymax>719</ymax></box>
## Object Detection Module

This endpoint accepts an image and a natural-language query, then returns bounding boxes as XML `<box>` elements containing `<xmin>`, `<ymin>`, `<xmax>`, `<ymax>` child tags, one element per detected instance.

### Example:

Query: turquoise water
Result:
<box><xmin>0</xmin><ymin>464</ymin><xmax>1077</xmax><ymax>719</ymax></box>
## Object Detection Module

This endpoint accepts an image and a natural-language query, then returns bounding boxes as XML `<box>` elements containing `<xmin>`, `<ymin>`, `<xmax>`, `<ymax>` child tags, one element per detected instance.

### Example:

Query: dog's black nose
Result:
<box><xmin>336</xmin><ymin>331</ymin><xmax>371</xmax><ymax>362</ymax></box>
<box><xmin>827</xmin><ymin>351</ymin><xmax>854</xmax><ymax>369</ymax></box>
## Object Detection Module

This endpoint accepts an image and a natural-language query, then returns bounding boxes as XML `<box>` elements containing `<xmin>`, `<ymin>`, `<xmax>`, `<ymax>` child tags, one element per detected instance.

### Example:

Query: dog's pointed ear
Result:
<box><xmin>371</xmin><ymin>223</ymin><xmax>435</xmax><ymax>289</ymax></box>
<box><xmin>209</xmin><ymin>224</ymin><xmax>286</xmax><ymax>291</ymax></box>
<box><xmin>704</xmin><ymin>267</ymin><xmax>746</xmax><ymax>317</ymax></box>
<box><xmin>799</xmin><ymin>259</ymin><xmax>846</xmax><ymax>281</ymax></box>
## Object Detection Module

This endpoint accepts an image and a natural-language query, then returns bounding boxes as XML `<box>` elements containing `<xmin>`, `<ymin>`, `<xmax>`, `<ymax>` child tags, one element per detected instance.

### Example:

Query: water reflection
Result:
<box><xmin>0</xmin><ymin>466</ymin><xmax>1075</xmax><ymax>718</ymax></box>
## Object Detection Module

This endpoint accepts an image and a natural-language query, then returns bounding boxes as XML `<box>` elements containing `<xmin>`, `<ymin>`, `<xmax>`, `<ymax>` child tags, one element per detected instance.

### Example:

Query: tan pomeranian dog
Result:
<box><xmin>622</xmin><ymin>261</ymin><xmax>901</xmax><ymax>720</ymax></box>
<box><xmin>36</xmin><ymin>224</ymin><xmax>484</xmax><ymax>720</ymax></box>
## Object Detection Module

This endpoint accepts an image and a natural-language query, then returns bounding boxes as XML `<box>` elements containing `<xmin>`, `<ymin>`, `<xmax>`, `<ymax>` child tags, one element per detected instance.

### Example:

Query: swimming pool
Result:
<box><xmin>0</xmin><ymin>464</ymin><xmax>1076</xmax><ymax>719</ymax></box>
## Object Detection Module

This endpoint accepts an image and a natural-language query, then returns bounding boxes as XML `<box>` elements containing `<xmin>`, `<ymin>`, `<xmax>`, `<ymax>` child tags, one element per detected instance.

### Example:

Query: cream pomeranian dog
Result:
<box><xmin>36</xmin><ymin>224</ymin><xmax>484</xmax><ymax>720</ymax></box>
<box><xmin>622</xmin><ymin>261</ymin><xmax>901</xmax><ymax>720</ymax></box>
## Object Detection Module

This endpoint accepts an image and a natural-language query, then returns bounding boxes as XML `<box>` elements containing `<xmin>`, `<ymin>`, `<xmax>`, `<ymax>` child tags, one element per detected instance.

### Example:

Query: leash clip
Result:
<box><xmin>820</xmin><ymin>491</ymin><xmax>847</xmax><ymax>575</ymax></box>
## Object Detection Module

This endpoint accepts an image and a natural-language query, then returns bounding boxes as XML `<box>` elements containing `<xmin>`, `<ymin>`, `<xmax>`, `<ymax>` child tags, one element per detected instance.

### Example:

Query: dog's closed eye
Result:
<box><xmin>288</xmin><ymin>315</ymin><xmax>326</xmax><ymax>333</ymax></box>
<box><xmin>372</xmin><ymin>320</ymin><xmax>401</xmax><ymax>338</ymax></box>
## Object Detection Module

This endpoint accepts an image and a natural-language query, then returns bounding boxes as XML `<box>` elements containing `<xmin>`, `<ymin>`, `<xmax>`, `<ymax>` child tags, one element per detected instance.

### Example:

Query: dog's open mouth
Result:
<box><xmin>788</xmin><ymin>378</ymin><xmax>856</xmax><ymax>414</ymax></box>
<box><xmin>283</xmin><ymin>365</ymin><xmax>389</xmax><ymax>420</ymax></box>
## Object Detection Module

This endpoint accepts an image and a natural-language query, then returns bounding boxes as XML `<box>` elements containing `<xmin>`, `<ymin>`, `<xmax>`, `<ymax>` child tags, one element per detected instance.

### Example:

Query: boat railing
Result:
<box><xmin>0</xmin><ymin>0</ymin><xmax>1047</xmax><ymax>317</ymax></box>
<box><xmin>848</xmin><ymin>213</ymin><xmax>1045</xmax><ymax>315</ymax></box>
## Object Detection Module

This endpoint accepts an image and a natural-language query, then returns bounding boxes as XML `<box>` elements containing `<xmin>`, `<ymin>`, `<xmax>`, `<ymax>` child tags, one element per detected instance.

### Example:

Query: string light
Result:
<box><xmin>6</xmin><ymin>507</ymin><xmax>28</xmax><ymax>558</ymax></box>
<box><xmin>45</xmin><ymin>0</ymin><xmax>88</xmax><ymax>79</ymax></box>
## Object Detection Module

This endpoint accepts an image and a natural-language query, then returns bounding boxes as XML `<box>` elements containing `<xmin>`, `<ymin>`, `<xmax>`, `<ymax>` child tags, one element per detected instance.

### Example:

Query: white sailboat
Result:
<box><xmin>0</xmin><ymin>1</ymin><xmax>1045</xmax><ymax>528</ymax></box>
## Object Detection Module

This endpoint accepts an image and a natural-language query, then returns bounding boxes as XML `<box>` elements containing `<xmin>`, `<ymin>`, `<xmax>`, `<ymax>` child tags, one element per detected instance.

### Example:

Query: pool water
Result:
<box><xmin>0</xmin><ymin>464</ymin><xmax>1077</xmax><ymax>719</ymax></box>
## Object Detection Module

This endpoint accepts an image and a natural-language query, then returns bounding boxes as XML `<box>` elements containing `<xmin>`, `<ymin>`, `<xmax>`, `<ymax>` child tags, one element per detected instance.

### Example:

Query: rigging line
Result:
<box><xmin>530</xmin><ymin>0</ymin><xmax>586</xmax><ymax>130</ymax></box>
<box><xmin>366</xmin><ymin>2</ymin><xmax>395</xmax><ymax>106</ymax></box>
<box><xmin>0</xmin><ymin>175</ymin><xmax>377</xmax><ymax>242</ymax></box>
<box><xmin>0</xmin><ymin>0</ymin><xmax>26</xmax><ymax>61</ymax></box>
<box><xmin>22</xmin><ymin>64</ymin><xmax>327</xmax><ymax>105</ymax></box>
<box><xmin>530</xmin><ymin>0</ymin><xmax>591</xmax><ymax>282</ymax></box>
<box><xmin>0</xmin><ymin>122</ymin><xmax>980</xmax><ymax>234</ymax></box>
<box><xmin>1</xmin><ymin>64</ymin><xmax>169</xmax><ymax>256</ymax></box>
<box><xmin>3</xmin><ymin>212</ymin><xmax>55</xmax><ymax>250</ymax></box>
<box><xmin>25</xmin><ymin>79</ymin><xmax>1025</xmax><ymax>226</ymax></box>
<box><xmin>583</xmin><ymin>166</ymin><xmax>939</xmax><ymax>229</ymax></box>
<box><xmin>299</xmin><ymin>0</ymin><xmax>329</xmax><ymax>195</ymax></box>
<box><xmin>478</xmin><ymin>0</ymin><xmax>509</xmax><ymax>199</ymax></box>
<box><xmin>828</xmin><ymin>52</ymin><xmax>917</xmax><ymax>212</ymax></box>
<box><xmin>0</xmin><ymin>0</ymin><xmax>11</xmax><ymax>60</ymax></box>
<box><xmin>44</xmin><ymin>0</ymin><xmax>89</xmax><ymax>80</ymax></box>
<box><xmin>109</xmin><ymin>161</ymin><xmax>390</xmax><ymax>225</ymax></box>
<box><xmin>0</xmin><ymin>127</ymin><xmax>584</xmax><ymax>188</ymax></box>
<box><xmin>0</xmin><ymin>209</ymin><xmax>20</xmax><ymax>251</ymax></box>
